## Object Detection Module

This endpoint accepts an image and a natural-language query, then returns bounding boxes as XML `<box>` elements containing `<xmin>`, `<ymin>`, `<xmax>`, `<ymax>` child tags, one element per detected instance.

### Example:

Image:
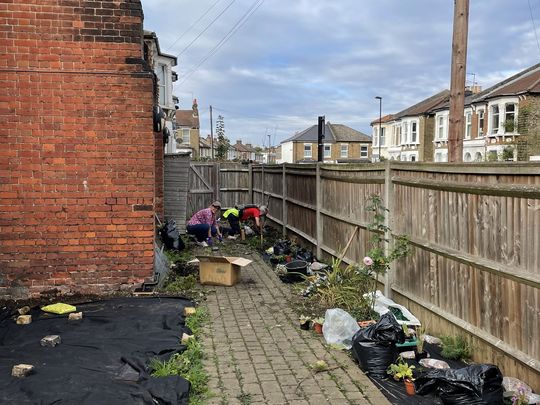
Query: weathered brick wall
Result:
<box><xmin>0</xmin><ymin>1</ymin><xmax>156</xmax><ymax>299</ymax></box>
<box><xmin>516</xmin><ymin>95</ymin><xmax>540</xmax><ymax>160</ymax></box>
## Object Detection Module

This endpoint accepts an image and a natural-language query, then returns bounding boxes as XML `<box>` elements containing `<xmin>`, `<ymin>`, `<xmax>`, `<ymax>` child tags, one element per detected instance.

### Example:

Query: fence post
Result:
<box><xmin>282</xmin><ymin>163</ymin><xmax>287</xmax><ymax>237</ymax></box>
<box><xmin>384</xmin><ymin>161</ymin><xmax>395</xmax><ymax>298</ymax></box>
<box><xmin>248</xmin><ymin>163</ymin><xmax>253</xmax><ymax>203</ymax></box>
<box><xmin>316</xmin><ymin>162</ymin><xmax>322</xmax><ymax>259</ymax></box>
<box><xmin>261</xmin><ymin>164</ymin><xmax>265</xmax><ymax>204</ymax></box>
<box><xmin>215</xmin><ymin>162</ymin><xmax>221</xmax><ymax>203</ymax></box>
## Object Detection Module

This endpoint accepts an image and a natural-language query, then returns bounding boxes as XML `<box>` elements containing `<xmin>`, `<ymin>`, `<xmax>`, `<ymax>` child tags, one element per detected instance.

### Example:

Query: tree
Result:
<box><xmin>215</xmin><ymin>115</ymin><xmax>230</xmax><ymax>160</ymax></box>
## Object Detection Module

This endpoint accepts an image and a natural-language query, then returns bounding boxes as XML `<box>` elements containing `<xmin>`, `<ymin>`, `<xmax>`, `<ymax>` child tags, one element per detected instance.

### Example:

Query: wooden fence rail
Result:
<box><xmin>187</xmin><ymin>161</ymin><xmax>540</xmax><ymax>390</ymax></box>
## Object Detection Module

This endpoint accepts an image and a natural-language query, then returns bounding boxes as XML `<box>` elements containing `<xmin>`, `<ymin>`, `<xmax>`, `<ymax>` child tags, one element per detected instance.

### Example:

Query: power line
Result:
<box><xmin>165</xmin><ymin>0</ymin><xmax>223</xmax><ymax>52</ymax></box>
<box><xmin>527</xmin><ymin>0</ymin><xmax>540</xmax><ymax>56</ymax></box>
<box><xmin>178</xmin><ymin>0</ymin><xmax>265</xmax><ymax>85</ymax></box>
<box><xmin>177</xmin><ymin>0</ymin><xmax>237</xmax><ymax>58</ymax></box>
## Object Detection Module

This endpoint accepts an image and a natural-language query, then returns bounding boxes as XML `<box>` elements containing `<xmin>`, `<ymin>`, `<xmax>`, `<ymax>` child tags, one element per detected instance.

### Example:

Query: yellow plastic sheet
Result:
<box><xmin>41</xmin><ymin>303</ymin><xmax>77</xmax><ymax>314</ymax></box>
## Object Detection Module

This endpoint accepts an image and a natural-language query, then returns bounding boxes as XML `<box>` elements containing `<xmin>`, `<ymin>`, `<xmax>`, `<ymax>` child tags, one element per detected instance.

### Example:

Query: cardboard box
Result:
<box><xmin>197</xmin><ymin>256</ymin><xmax>252</xmax><ymax>286</ymax></box>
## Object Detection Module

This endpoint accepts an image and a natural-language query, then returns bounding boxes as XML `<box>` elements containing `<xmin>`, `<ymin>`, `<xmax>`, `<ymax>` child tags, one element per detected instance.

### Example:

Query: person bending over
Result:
<box><xmin>222</xmin><ymin>204</ymin><xmax>268</xmax><ymax>236</ymax></box>
<box><xmin>186</xmin><ymin>201</ymin><xmax>223</xmax><ymax>246</ymax></box>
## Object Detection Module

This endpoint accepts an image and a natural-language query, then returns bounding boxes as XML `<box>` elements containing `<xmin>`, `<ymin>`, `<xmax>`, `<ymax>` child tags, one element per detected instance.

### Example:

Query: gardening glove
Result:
<box><xmin>217</xmin><ymin>235</ymin><xmax>223</xmax><ymax>242</ymax></box>
<box><xmin>206</xmin><ymin>237</ymin><xmax>213</xmax><ymax>246</ymax></box>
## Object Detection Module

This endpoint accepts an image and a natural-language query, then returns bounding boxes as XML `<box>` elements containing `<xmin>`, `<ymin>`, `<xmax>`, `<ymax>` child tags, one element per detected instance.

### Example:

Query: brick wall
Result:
<box><xmin>0</xmin><ymin>1</ymin><xmax>156</xmax><ymax>299</ymax></box>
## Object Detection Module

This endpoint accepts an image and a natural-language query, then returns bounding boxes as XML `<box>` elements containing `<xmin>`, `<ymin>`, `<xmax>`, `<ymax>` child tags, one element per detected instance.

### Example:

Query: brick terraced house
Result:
<box><xmin>0</xmin><ymin>1</ymin><xmax>161</xmax><ymax>299</ymax></box>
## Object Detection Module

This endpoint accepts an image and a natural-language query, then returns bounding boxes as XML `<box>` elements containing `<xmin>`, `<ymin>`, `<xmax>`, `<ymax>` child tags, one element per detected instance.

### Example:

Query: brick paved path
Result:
<box><xmin>200</xmin><ymin>252</ymin><xmax>391</xmax><ymax>405</ymax></box>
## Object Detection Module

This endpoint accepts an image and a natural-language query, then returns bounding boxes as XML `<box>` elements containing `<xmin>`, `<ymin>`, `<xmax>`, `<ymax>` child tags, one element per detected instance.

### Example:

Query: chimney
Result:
<box><xmin>192</xmin><ymin>98</ymin><xmax>198</xmax><ymax>118</ymax></box>
<box><xmin>236</xmin><ymin>140</ymin><xmax>242</xmax><ymax>145</ymax></box>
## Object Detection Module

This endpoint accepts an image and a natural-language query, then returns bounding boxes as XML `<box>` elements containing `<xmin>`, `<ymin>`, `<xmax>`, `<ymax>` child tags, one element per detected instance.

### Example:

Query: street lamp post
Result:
<box><xmin>375</xmin><ymin>96</ymin><xmax>382</xmax><ymax>161</ymax></box>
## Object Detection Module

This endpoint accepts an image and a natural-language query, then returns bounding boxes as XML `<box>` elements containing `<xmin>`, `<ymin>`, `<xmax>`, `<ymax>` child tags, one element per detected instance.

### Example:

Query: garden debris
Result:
<box><xmin>419</xmin><ymin>358</ymin><xmax>449</xmax><ymax>369</ymax></box>
<box><xmin>181</xmin><ymin>333</ymin><xmax>194</xmax><ymax>344</ymax></box>
<box><xmin>41</xmin><ymin>303</ymin><xmax>77</xmax><ymax>315</ymax></box>
<box><xmin>351</xmin><ymin>312</ymin><xmax>405</xmax><ymax>378</ymax></box>
<box><xmin>18</xmin><ymin>306</ymin><xmax>30</xmax><ymax>315</ymax></box>
<box><xmin>40</xmin><ymin>335</ymin><xmax>61</xmax><ymax>347</ymax></box>
<box><xmin>502</xmin><ymin>376</ymin><xmax>540</xmax><ymax>404</ymax></box>
<box><xmin>322</xmin><ymin>308</ymin><xmax>359</xmax><ymax>350</ymax></box>
<box><xmin>68</xmin><ymin>312</ymin><xmax>83</xmax><ymax>321</ymax></box>
<box><xmin>401</xmin><ymin>350</ymin><xmax>416</xmax><ymax>359</ymax></box>
<box><xmin>12</xmin><ymin>364</ymin><xmax>34</xmax><ymax>378</ymax></box>
<box><xmin>160</xmin><ymin>219</ymin><xmax>185</xmax><ymax>251</ymax></box>
<box><xmin>368</xmin><ymin>290</ymin><xmax>421</xmax><ymax>326</ymax></box>
<box><xmin>423</xmin><ymin>334</ymin><xmax>442</xmax><ymax>345</ymax></box>
<box><xmin>309</xmin><ymin>261</ymin><xmax>328</xmax><ymax>271</ymax></box>
<box><xmin>310</xmin><ymin>360</ymin><xmax>329</xmax><ymax>372</ymax></box>
<box><xmin>415</xmin><ymin>364</ymin><xmax>504</xmax><ymax>404</ymax></box>
<box><xmin>16</xmin><ymin>315</ymin><xmax>32</xmax><ymax>324</ymax></box>
<box><xmin>183</xmin><ymin>307</ymin><xmax>196</xmax><ymax>317</ymax></box>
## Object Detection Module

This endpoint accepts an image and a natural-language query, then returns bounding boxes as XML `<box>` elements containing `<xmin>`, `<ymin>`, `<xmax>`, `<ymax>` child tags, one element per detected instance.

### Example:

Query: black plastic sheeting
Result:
<box><xmin>0</xmin><ymin>297</ymin><xmax>192</xmax><ymax>404</ymax></box>
<box><xmin>367</xmin><ymin>343</ymin><xmax>469</xmax><ymax>405</ymax></box>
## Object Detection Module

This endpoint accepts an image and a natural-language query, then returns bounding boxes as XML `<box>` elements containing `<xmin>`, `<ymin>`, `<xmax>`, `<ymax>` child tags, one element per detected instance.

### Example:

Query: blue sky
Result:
<box><xmin>141</xmin><ymin>0</ymin><xmax>540</xmax><ymax>147</ymax></box>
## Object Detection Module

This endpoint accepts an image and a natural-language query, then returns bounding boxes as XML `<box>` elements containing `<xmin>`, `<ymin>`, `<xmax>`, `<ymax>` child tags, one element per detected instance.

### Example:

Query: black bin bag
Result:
<box><xmin>415</xmin><ymin>364</ymin><xmax>504</xmax><ymax>405</ymax></box>
<box><xmin>160</xmin><ymin>219</ymin><xmax>185</xmax><ymax>251</ymax></box>
<box><xmin>350</xmin><ymin>312</ymin><xmax>405</xmax><ymax>378</ymax></box>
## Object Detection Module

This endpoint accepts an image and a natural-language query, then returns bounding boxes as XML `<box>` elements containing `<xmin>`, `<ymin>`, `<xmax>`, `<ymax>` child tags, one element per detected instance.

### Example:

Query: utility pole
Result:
<box><xmin>317</xmin><ymin>116</ymin><xmax>325</xmax><ymax>162</ymax></box>
<box><xmin>448</xmin><ymin>0</ymin><xmax>469</xmax><ymax>162</ymax></box>
<box><xmin>210</xmin><ymin>105</ymin><xmax>214</xmax><ymax>160</ymax></box>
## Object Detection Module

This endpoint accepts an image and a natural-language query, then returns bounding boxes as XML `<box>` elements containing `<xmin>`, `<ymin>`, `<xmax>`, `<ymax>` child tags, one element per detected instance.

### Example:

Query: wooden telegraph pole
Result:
<box><xmin>448</xmin><ymin>0</ymin><xmax>469</xmax><ymax>162</ymax></box>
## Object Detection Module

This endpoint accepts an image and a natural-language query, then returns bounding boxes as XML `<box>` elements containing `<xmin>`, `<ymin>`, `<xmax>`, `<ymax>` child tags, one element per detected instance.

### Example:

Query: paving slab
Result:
<box><xmin>200</xmin><ymin>253</ymin><xmax>391</xmax><ymax>405</ymax></box>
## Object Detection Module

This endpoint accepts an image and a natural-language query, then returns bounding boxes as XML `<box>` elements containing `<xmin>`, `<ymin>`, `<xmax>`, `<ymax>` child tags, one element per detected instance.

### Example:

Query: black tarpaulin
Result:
<box><xmin>0</xmin><ymin>297</ymin><xmax>192</xmax><ymax>405</ymax></box>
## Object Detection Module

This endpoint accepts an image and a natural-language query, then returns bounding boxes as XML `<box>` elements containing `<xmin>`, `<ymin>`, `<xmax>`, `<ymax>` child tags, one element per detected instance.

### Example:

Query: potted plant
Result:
<box><xmin>387</xmin><ymin>360</ymin><xmax>416</xmax><ymax>396</ymax></box>
<box><xmin>312</xmin><ymin>317</ymin><xmax>324</xmax><ymax>334</ymax></box>
<box><xmin>299</xmin><ymin>315</ymin><xmax>311</xmax><ymax>330</ymax></box>
<box><xmin>415</xmin><ymin>325</ymin><xmax>428</xmax><ymax>361</ymax></box>
<box><xmin>387</xmin><ymin>359</ymin><xmax>415</xmax><ymax>382</ymax></box>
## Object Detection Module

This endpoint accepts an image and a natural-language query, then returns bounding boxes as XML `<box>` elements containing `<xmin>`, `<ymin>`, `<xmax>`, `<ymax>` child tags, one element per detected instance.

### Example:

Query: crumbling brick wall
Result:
<box><xmin>0</xmin><ymin>0</ymin><xmax>157</xmax><ymax>299</ymax></box>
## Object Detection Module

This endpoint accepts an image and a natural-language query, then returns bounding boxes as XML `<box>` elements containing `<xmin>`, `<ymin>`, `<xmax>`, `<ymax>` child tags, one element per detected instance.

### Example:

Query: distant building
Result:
<box><xmin>279</xmin><ymin>122</ymin><xmax>372</xmax><ymax>163</ymax></box>
<box><xmin>175</xmin><ymin>100</ymin><xmax>200</xmax><ymax>157</ymax></box>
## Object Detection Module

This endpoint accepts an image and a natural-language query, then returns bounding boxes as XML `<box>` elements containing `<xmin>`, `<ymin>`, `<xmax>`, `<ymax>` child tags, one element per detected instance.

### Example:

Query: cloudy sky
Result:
<box><xmin>141</xmin><ymin>0</ymin><xmax>540</xmax><ymax>147</ymax></box>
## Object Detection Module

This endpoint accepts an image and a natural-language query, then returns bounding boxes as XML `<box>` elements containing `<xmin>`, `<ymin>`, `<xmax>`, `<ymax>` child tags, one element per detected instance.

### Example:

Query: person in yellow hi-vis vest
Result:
<box><xmin>222</xmin><ymin>205</ymin><xmax>268</xmax><ymax>236</ymax></box>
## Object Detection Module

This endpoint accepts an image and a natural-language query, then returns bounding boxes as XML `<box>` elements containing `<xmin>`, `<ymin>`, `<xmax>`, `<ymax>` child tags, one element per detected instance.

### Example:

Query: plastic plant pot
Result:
<box><xmin>404</xmin><ymin>379</ymin><xmax>415</xmax><ymax>396</ymax></box>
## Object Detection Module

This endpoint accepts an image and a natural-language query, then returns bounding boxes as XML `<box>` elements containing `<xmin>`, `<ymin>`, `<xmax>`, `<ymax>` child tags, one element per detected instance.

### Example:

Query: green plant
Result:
<box><xmin>387</xmin><ymin>359</ymin><xmax>415</xmax><ymax>381</ymax></box>
<box><xmin>313</xmin><ymin>317</ymin><xmax>325</xmax><ymax>325</ymax></box>
<box><xmin>440</xmin><ymin>335</ymin><xmax>472</xmax><ymax>360</ymax></box>
<box><xmin>416</xmin><ymin>325</ymin><xmax>426</xmax><ymax>353</ymax></box>
<box><xmin>363</xmin><ymin>194</ymin><xmax>410</xmax><ymax>310</ymax></box>
<box><xmin>299</xmin><ymin>315</ymin><xmax>311</xmax><ymax>324</ymax></box>
<box><xmin>150</xmin><ymin>308</ymin><xmax>210</xmax><ymax>404</ymax></box>
<box><xmin>503</xmin><ymin>119</ymin><xmax>516</xmax><ymax>133</ymax></box>
<box><xmin>502</xmin><ymin>146</ymin><xmax>515</xmax><ymax>161</ymax></box>
<box><xmin>164</xmin><ymin>274</ymin><xmax>197</xmax><ymax>293</ymax></box>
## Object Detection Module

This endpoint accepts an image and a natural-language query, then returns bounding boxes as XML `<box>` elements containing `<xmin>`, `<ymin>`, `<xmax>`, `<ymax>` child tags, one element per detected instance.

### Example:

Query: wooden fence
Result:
<box><xmin>187</xmin><ymin>161</ymin><xmax>540</xmax><ymax>390</ymax></box>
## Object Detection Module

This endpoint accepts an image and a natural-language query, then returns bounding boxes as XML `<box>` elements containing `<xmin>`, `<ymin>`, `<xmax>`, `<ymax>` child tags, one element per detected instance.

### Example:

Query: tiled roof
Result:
<box><xmin>175</xmin><ymin>110</ymin><xmax>199</xmax><ymax>128</ymax></box>
<box><xmin>370</xmin><ymin>114</ymin><xmax>395</xmax><ymax>126</ymax></box>
<box><xmin>472</xmin><ymin>63</ymin><xmax>540</xmax><ymax>101</ymax></box>
<box><xmin>281</xmin><ymin>123</ymin><xmax>371</xmax><ymax>144</ymax></box>
<box><xmin>394</xmin><ymin>89</ymin><xmax>450</xmax><ymax>118</ymax></box>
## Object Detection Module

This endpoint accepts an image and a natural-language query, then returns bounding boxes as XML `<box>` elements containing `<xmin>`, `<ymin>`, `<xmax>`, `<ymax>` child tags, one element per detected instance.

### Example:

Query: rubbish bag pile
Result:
<box><xmin>351</xmin><ymin>313</ymin><xmax>405</xmax><ymax>378</ymax></box>
<box><xmin>415</xmin><ymin>364</ymin><xmax>504</xmax><ymax>405</ymax></box>
<box><xmin>160</xmin><ymin>219</ymin><xmax>185</xmax><ymax>251</ymax></box>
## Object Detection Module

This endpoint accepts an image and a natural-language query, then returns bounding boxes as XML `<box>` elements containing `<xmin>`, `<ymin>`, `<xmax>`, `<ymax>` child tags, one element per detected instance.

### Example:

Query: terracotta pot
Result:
<box><xmin>357</xmin><ymin>320</ymin><xmax>376</xmax><ymax>328</ymax></box>
<box><xmin>404</xmin><ymin>379</ymin><xmax>415</xmax><ymax>396</ymax></box>
<box><xmin>313</xmin><ymin>322</ymin><xmax>323</xmax><ymax>334</ymax></box>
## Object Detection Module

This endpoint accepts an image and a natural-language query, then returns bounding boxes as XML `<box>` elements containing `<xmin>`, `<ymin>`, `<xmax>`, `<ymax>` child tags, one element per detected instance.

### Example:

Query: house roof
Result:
<box><xmin>176</xmin><ymin>110</ymin><xmax>199</xmax><ymax>128</ymax></box>
<box><xmin>472</xmin><ymin>63</ymin><xmax>540</xmax><ymax>102</ymax></box>
<box><xmin>281</xmin><ymin>122</ymin><xmax>371</xmax><ymax>144</ymax></box>
<box><xmin>370</xmin><ymin>114</ymin><xmax>395</xmax><ymax>126</ymax></box>
<box><xmin>143</xmin><ymin>30</ymin><xmax>177</xmax><ymax>65</ymax></box>
<box><xmin>394</xmin><ymin>89</ymin><xmax>451</xmax><ymax>119</ymax></box>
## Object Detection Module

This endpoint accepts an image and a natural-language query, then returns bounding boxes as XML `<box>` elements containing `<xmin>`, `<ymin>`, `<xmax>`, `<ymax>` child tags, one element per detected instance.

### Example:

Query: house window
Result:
<box><xmin>504</xmin><ymin>103</ymin><xmax>517</xmax><ymax>133</ymax></box>
<box><xmin>304</xmin><ymin>143</ymin><xmax>312</xmax><ymax>158</ymax></box>
<box><xmin>437</xmin><ymin>116</ymin><xmax>444</xmax><ymax>140</ymax></box>
<box><xmin>373</xmin><ymin>127</ymin><xmax>378</xmax><ymax>147</ymax></box>
<box><xmin>360</xmin><ymin>146</ymin><xmax>368</xmax><ymax>158</ymax></box>
<box><xmin>410</xmin><ymin>155</ymin><xmax>416</xmax><ymax>162</ymax></box>
<box><xmin>490</xmin><ymin>105</ymin><xmax>499</xmax><ymax>134</ymax></box>
<box><xmin>411</xmin><ymin>121</ymin><xmax>417</xmax><ymax>143</ymax></box>
<box><xmin>182</xmin><ymin>128</ymin><xmax>190</xmax><ymax>144</ymax></box>
<box><xmin>157</xmin><ymin>64</ymin><xmax>166</xmax><ymax>105</ymax></box>
<box><xmin>403</xmin><ymin>122</ymin><xmax>409</xmax><ymax>143</ymax></box>
<box><xmin>324</xmin><ymin>144</ymin><xmax>331</xmax><ymax>158</ymax></box>
<box><xmin>380</xmin><ymin>127</ymin><xmax>385</xmax><ymax>147</ymax></box>
<box><xmin>340</xmin><ymin>144</ymin><xmax>348</xmax><ymax>158</ymax></box>
<box><xmin>464</xmin><ymin>112</ymin><xmax>472</xmax><ymax>139</ymax></box>
<box><xmin>477</xmin><ymin>109</ymin><xmax>484</xmax><ymax>137</ymax></box>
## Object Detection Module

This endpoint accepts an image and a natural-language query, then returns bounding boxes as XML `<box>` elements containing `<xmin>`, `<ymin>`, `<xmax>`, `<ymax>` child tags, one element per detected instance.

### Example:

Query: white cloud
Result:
<box><xmin>141</xmin><ymin>0</ymin><xmax>540</xmax><ymax>145</ymax></box>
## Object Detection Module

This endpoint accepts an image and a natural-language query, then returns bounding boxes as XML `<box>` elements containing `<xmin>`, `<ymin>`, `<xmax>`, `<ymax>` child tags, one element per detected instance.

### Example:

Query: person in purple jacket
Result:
<box><xmin>186</xmin><ymin>201</ymin><xmax>223</xmax><ymax>247</ymax></box>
